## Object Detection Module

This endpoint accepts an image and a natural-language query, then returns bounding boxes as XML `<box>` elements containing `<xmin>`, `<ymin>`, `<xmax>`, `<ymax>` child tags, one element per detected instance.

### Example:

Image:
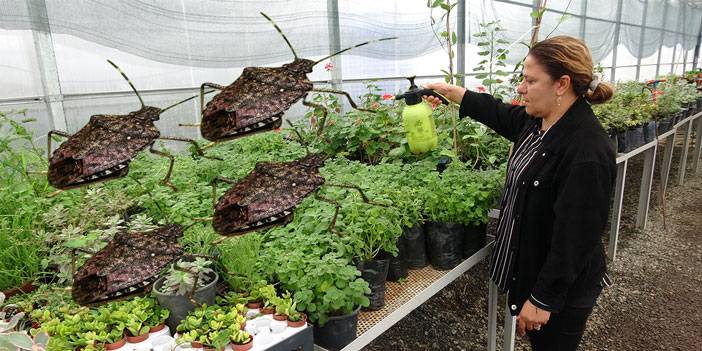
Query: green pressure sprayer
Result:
<box><xmin>395</xmin><ymin>76</ymin><xmax>449</xmax><ymax>154</ymax></box>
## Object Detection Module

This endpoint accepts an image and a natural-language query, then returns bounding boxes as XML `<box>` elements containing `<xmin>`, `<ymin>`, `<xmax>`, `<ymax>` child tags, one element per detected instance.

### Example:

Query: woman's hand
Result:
<box><xmin>517</xmin><ymin>300</ymin><xmax>551</xmax><ymax>336</ymax></box>
<box><xmin>422</xmin><ymin>82</ymin><xmax>467</xmax><ymax>107</ymax></box>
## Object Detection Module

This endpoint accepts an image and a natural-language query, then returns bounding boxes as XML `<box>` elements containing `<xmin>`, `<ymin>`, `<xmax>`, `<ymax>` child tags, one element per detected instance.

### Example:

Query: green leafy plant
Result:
<box><xmin>159</xmin><ymin>257</ymin><xmax>215</xmax><ymax>295</ymax></box>
<box><xmin>472</xmin><ymin>21</ymin><xmax>512</xmax><ymax>101</ymax></box>
<box><xmin>1</xmin><ymin>292</ymin><xmax>50</xmax><ymax>351</ymax></box>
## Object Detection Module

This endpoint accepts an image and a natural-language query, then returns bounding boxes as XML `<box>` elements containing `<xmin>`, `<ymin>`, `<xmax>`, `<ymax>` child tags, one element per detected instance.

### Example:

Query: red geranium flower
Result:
<box><xmin>382</xmin><ymin>94</ymin><xmax>394</xmax><ymax>100</ymax></box>
<box><xmin>477</xmin><ymin>86</ymin><xmax>487</xmax><ymax>93</ymax></box>
<box><xmin>324</xmin><ymin>62</ymin><xmax>334</xmax><ymax>71</ymax></box>
<box><xmin>511</xmin><ymin>99</ymin><xmax>521</xmax><ymax>106</ymax></box>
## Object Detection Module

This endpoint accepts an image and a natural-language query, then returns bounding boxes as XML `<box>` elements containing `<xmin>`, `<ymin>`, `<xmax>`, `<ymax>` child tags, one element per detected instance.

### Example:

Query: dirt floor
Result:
<box><xmin>364</xmin><ymin>133</ymin><xmax>702</xmax><ymax>351</ymax></box>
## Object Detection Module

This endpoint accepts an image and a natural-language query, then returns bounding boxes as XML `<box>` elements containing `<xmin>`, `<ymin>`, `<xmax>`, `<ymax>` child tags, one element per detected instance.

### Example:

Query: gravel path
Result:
<box><xmin>364</xmin><ymin>140</ymin><xmax>702</xmax><ymax>351</ymax></box>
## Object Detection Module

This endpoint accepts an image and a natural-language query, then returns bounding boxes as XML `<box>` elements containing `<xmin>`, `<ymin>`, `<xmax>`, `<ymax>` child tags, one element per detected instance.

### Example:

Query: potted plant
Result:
<box><xmin>229</xmin><ymin>329</ymin><xmax>253</xmax><ymax>351</ymax></box>
<box><xmin>146</xmin><ymin>301</ymin><xmax>170</xmax><ymax>335</ymax></box>
<box><xmin>154</xmin><ymin>257</ymin><xmax>219</xmax><ymax>330</ymax></box>
<box><xmin>284</xmin><ymin>302</ymin><xmax>307</xmax><ymax>328</ymax></box>
<box><xmin>257</xmin><ymin>284</ymin><xmax>277</xmax><ymax>315</ymax></box>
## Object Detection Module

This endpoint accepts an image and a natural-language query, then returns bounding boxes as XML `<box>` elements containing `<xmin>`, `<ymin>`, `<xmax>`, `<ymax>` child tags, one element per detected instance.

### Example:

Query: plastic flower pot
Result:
<box><xmin>313</xmin><ymin>306</ymin><xmax>361</xmax><ymax>351</ymax></box>
<box><xmin>287</xmin><ymin>313</ymin><xmax>308</xmax><ymax>328</ymax></box>
<box><xmin>273</xmin><ymin>313</ymin><xmax>287</xmax><ymax>321</ymax></box>
<box><xmin>463</xmin><ymin>223</ymin><xmax>487</xmax><ymax>258</ymax></box>
<box><xmin>608</xmin><ymin>132</ymin><xmax>618</xmax><ymax>153</ymax></box>
<box><xmin>425</xmin><ymin>221</ymin><xmax>464</xmax><ymax>270</ymax></box>
<box><xmin>260</xmin><ymin>306</ymin><xmax>275</xmax><ymax>315</ymax></box>
<box><xmin>386</xmin><ymin>236</ymin><xmax>408</xmax><ymax>282</ymax></box>
<box><xmin>403</xmin><ymin>224</ymin><xmax>428</xmax><ymax>269</ymax></box>
<box><xmin>104</xmin><ymin>336</ymin><xmax>127</xmax><ymax>350</ymax></box>
<box><xmin>150</xmin><ymin>335</ymin><xmax>176</xmax><ymax>351</ymax></box>
<box><xmin>126</xmin><ymin>331</ymin><xmax>149</xmax><ymax>343</ymax></box>
<box><xmin>643</xmin><ymin>120</ymin><xmax>657</xmax><ymax>143</ymax></box>
<box><xmin>149</xmin><ymin>324</ymin><xmax>166</xmax><ymax>333</ymax></box>
<box><xmin>360</xmin><ymin>256</ymin><xmax>390</xmax><ymax>310</ymax></box>
<box><xmin>246</xmin><ymin>300</ymin><xmax>262</xmax><ymax>309</ymax></box>
<box><xmin>658</xmin><ymin>115</ymin><xmax>675</xmax><ymax>133</ymax></box>
<box><xmin>617</xmin><ymin>126</ymin><xmax>645</xmax><ymax>153</ymax></box>
<box><xmin>231</xmin><ymin>336</ymin><xmax>253</xmax><ymax>351</ymax></box>
<box><xmin>153</xmin><ymin>271</ymin><xmax>219</xmax><ymax>331</ymax></box>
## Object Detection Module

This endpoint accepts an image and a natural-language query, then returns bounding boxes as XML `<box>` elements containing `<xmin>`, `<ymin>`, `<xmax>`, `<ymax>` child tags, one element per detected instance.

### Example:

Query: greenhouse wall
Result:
<box><xmin>1</xmin><ymin>0</ymin><xmax>701</xmax><ymax>149</ymax></box>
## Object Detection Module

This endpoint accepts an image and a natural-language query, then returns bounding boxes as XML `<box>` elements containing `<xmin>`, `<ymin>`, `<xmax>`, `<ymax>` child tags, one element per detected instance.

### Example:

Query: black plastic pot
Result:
<box><xmin>463</xmin><ymin>223</ymin><xmax>487</xmax><ymax>258</ymax></box>
<box><xmin>608</xmin><ymin>132</ymin><xmax>618</xmax><ymax>153</ymax></box>
<box><xmin>425</xmin><ymin>221</ymin><xmax>464</xmax><ymax>270</ymax></box>
<box><xmin>386</xmin><ymin>236</ymin><xmax>408</xmax><ymax>282</ymax></box>
<box><xmin>643</xmin><ymin>120</ymin><xmax>657</xmax><ymax>143</ymax></box>
<box><xmin>313</xmin><ymin>306</ymin><xmax>361</xmax><ymax>351</ymax></box>
<box><xmin>360</xmin><ymin>256</ymin><xmax>390</xmax><ymax>310</ymax></box>
<box><xmin>153</xmin><ymin>271</ymin><xmax>218</xmax><ymax>331</ymax></box>
<box><xmin>617</xmin><ymin>126</ymin><xmax>645</xmax><ymax>153</ymax></box>
<box><xmin>403</xmin><ymin>224</ymin><xmax>428</xmax><ymax>269</ymax></box>
<box><xmin>658</xmin><ymin>115</ymin><xmax>675</xmax><ymax>133</ymax></box>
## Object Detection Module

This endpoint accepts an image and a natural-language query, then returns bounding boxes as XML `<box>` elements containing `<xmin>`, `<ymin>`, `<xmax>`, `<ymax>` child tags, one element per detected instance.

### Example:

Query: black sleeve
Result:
<box><xmin>458</xmin><ymin>90</ymin><xmax>531</xmax><ymax>142</ymax></box>
<box><xmin>529</xmin><ymin>161</ymin><xmax>614</xmax><ymax>312</ymax></box>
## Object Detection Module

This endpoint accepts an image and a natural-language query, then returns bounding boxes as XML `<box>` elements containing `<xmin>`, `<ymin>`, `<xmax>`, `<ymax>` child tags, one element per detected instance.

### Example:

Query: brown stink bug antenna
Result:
<box><xmin>313</xmin><ymin>36</ymin><xmax>398</xmax><ymax>65</ymax></box>
<box><xmin>106</xmin><ymin>59</ymin><xmax>145</xmax><ymax>108</ymax></box>
<box><xmin>260</xmin><ymin>12</ymin><xmax>299</xmax><ymax>60</ymax></box>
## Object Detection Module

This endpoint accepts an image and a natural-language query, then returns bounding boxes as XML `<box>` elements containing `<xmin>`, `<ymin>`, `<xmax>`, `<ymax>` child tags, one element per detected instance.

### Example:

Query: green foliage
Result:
<box><xmin>175</xmin><ymin>304</ymin><xmax>246</xmax><ymax>348</ymax></box>
<box><xmin>0</xmin><ymin>111</ymin><xmax>59</xmax><ymax>291</ymax></box>
<box><xmin>159</xmin><ymin>257</ymin><xmax>215</xmax><ymax>295</ymax></box>
<box><xmin>472</xmin><ymin>21</ymin><xmax>513</xmax><ymax>101</ymax></box>
<box><xmin>424</xmin><ymin>163</ymin><xmax>504</xmax><ymax>225</ymax></box>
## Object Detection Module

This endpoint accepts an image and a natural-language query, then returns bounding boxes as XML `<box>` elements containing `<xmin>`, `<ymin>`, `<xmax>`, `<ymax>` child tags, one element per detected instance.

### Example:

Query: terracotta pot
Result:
<box><xmin>191</xmin><ymin>341</ymin><xmax>204</xmax><ymax>348</ymax></box>
<box><xmin>104</xmin><ymin>337</ymin><xmax>127</xmax><ymax>351</ymax></box>
<box><xmin>149</xmin><ymin>324</ymin><xmax>166</xmax><ymax>333</ymax></box>
<box><xmin>126</xmin><ymin>331</ymin><xmax>149</xmax><ymax>343</ymax></box>
<box><xmin>231</xmin><ymin>337</ymin><xmax>253</xmax><ymax>351</ymax></box>
<box><xmin>261</xmin><ymin>307</ymin><xmax>275</xmax><ymax>315</ymax></box>
<box><xmin>273</xmin><ymin>313</ymin><xmax>287</xmax><ymax>321</ymax></box>
<box><xmin>203</xmin><ymin>346</ymin><xmax>223</xmax><ymax>351</ymax></box>
<box><xmin>246</xmin><ymin>300</ymin><xmax>262</xmax><ymax>309</ymax></box>
<box><xmin>287</xmin><ymin>313</ymin><xmax>308</xmax><ymax>328</ymax></box>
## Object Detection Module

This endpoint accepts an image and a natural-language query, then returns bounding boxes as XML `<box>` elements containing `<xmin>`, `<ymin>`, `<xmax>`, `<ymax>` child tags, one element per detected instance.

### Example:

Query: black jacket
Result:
<box><xmin>459</xmin><ymin>91</ymin><xmax>616</xmax><ymax>315</ymax></box>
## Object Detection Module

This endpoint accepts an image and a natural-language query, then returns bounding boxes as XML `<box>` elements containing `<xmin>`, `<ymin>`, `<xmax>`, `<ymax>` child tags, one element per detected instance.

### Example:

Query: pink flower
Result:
<box><xmin>382</xmin><ymin>94</ymin><xmax>394</xmax><ymax>100</ymax></box>
<box><xmin>324</xmin><ymin>62</ymin><xmax>334</xmax><ymax>71</ymax></box>
<box><xmin>477</xmin><ymin>86</ymin><xmax>487</xmax><ymax>93</ymax></box>
<box><xmin>274</xmin><ymin>128</ymin><xmax>281</xmax><ymax>133</ymax></box>
<box><xmin>511</xmin><ymin>99</ymin><xmax>521</xmax><ymax>106</ymax></box>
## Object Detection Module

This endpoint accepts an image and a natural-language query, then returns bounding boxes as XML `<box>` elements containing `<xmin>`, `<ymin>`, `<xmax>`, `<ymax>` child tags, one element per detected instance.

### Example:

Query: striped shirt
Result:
<box><xmin>490</xmin><ymin>124</ymin><xmax>544</xmax><ymax>292</ymax></box>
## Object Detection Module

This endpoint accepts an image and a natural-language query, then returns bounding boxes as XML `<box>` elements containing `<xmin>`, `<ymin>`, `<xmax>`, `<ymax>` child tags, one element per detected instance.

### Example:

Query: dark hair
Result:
<box><xmin>528</xmin><ymin>36</ymin><xmax>614</xmax><ymax>104</ymax></box>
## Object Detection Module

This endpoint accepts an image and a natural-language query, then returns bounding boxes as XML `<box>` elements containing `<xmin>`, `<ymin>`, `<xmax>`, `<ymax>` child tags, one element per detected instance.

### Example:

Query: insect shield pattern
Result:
<box><xmin>47</xmin><ymin>60</ymin><xmax>217</xmax><ymax>191</ymax></box>
<box><xmin>72</xmin><ymin>224</ymin><xmax>184</xmax><ymax>306</ymax></box>
<box><xmin>192</xmin><ymin>12</ymin><xmax>397</xmax><ymax>142</ymax></box>
<box><xmin>212</xmin><ymin>153</ymin><xmax>327</xmax><ymax>236</ymax></box>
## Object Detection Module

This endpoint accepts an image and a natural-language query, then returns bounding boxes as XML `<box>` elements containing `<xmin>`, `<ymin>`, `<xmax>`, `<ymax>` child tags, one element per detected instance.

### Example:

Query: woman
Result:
<box><xmin>425</xmin><ymin>36</ymin><xmax>615</xmax><ymax>350</ymax></box>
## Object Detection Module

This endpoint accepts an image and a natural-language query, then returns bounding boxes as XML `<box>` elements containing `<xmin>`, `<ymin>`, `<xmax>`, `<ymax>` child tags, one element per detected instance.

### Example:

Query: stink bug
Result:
<box><xmin>210</xmin><ymin>152</ymin><xmax>388</xmax><ymax>236</ymax></box>
<box><xmin>71</xmin><ymin>224</ymin><xmax>184</xmax><ymax>306</ymax></box>
<box><xmin>47</xmin><ymin>60</ymin><xmax>219</xmax><ymax>191</ymax></box>
<box><xmin>183</xmin><ymin>12</ymin><xmax>396</xmax><ymax>142</ymax></box>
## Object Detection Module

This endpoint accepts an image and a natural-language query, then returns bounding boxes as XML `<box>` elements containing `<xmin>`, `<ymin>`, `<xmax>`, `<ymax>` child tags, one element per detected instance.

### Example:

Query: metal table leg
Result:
<box><xmin>487</xmin><ymin>282</ymin><xmax>498</xmax><ymax>351</ymax></box>
<box><xmin>659</xmin><ymin>133</ymin><xmax>676</xmax><ymax>205</ymax></box>
<box><xmin>678</xmin><ymin>120</ymin><xmax>693</xmax><ymax>185</ymax></box>
<box><xmin>636</xmin><ymin>144</ymin><xmax>657</xmax><ymax>229</ymax></box>
<box><xmin>503</xmin><ymin>302</ymin><xmax>516</xmax><ymax>351</ymax></box>
<box><xmin>608</xmin><ymin>160</ymin><xmax>628</xmax><ymax>261</ymax></box>
<box><xmin>693</xmin><ymin>117</ymin><xmax>702</xmax><ymax>174</ymax></box>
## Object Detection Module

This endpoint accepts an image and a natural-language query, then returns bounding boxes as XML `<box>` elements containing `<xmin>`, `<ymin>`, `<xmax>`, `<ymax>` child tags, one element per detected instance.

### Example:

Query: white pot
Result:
<box><xmin>150</xmin><ymin>334</ymin><xmax>177</xmax><ymax>351</ymax></box>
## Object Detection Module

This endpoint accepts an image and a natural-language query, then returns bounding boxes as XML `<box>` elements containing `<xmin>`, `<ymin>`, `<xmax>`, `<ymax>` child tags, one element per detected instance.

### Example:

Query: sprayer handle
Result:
<box><xmin>418</xmin><ymin>89</ymin><xmax>450</xmax><ymax>105</ymax></box>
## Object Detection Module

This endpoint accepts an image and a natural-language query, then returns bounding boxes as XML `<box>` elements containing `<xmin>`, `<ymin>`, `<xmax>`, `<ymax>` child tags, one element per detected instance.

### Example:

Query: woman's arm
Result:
<box><xmin>423</xmin><ymin>82</ymin><xmax>530</xmax><ymax>142</ymax></box>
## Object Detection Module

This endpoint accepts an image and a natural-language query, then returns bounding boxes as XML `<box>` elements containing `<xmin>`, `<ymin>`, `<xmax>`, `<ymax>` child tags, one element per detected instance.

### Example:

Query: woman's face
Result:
<box><xmin>516</xmin><ymin>55</ymin><xmax>560</xmax><ymax>118</ymax></box>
